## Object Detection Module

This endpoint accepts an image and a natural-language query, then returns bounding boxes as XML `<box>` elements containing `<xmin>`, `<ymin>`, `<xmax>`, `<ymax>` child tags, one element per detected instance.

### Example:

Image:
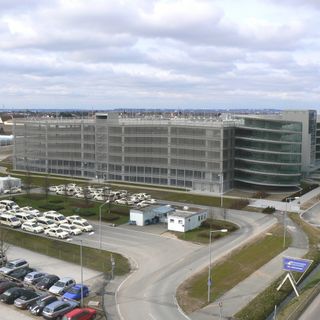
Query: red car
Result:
<box><xmin>62</xmin><ymin>308</ymin><xmax>97</xmax><ymax>320</ymax></box>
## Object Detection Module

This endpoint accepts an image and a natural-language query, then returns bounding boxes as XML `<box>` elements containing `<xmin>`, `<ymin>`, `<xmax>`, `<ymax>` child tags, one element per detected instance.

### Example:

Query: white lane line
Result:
<box><xmin>173</xmin><ymin>295</ymin><xmax>191</xmax><ymax>320</ymax></box>
<box><xmin>115</xmin><ymin>256</ymin><xmax>139</xmax><ymax>320</ymax></box>
<box><xmin>149</xmin><ymin>313</ymin><xmax>157</xmax><ymax>320</ymax></box>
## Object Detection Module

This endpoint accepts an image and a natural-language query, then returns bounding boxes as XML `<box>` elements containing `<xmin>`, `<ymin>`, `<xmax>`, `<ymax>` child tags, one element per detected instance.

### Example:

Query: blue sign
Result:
<box><xmin>283</xmin><ymin>257</ymin><xmax>312</xmax><ymax>273</ymax></box>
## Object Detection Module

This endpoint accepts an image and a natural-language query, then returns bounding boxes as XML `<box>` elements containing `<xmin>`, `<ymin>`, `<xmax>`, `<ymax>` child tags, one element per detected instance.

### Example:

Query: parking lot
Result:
<box><xmin>0</xmin><ymin>245</ymin><xmax>103</xmax><ymax>319</ymax></box>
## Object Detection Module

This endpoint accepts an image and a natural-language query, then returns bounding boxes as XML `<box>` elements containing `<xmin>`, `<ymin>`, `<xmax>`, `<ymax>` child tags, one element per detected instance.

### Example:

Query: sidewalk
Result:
<box><xmin>190</xmin><ymin>247</ymin><xmax>308</xmax><ymax>320</ymax></box>
<box><xmin>190</xmin><ymin>216</ymin><xmax>309</xmax><ymax>320</ymax></box>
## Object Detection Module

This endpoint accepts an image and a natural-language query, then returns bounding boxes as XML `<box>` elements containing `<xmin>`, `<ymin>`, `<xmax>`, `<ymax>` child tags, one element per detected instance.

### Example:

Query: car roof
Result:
<box><xmin>65</xmin><ymin>308</ymin><xmax>96</xmax><ymax>316</ymax></box>
<box><xmin>57</xmin><ymin>277</ymin><xmax>74</xmax><ymax>282</ymax></box>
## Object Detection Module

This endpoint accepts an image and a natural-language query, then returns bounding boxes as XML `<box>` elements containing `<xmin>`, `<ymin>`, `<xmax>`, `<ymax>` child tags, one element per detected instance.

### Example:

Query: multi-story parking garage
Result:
<box><xmin>13</xmin><ymin>110</ymin><xmax>318</xmax><ymax>192</ymax></box>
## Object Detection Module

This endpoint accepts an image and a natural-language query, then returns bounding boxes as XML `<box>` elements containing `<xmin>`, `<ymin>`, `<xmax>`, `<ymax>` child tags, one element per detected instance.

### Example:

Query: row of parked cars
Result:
<box><xmin>0</xmin><ymin>199</ymin><xmax>94</xmax><ymax>239</ymax></box>
<box><xmin>0</xmin><ymin>258</ymin><xmax>96</xmax><ymax>319</ymax></box>
<box><xmin>49</xmin><ymin>183</ymin><xmax>157</xmax><ymax>208</ymax></box>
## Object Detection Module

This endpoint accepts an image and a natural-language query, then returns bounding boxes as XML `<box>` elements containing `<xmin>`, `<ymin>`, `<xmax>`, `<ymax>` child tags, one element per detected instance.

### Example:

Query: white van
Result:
<box><xmin>0</xmin><ymin>200</ymin><xmax>19</xmax><ymax>210</ymax></box>
<box><xmin>43</xmin><ymin>212</ymin><xmax>68</xmax><ymax>225</ymax></box>
<box><xmin>0</xmin><ymin>213</ymin><xmax>22</xmax><ymax>228</ymax></box>
<box><xmin>59</xmin><ymin>223</ymin><xmax>82</xmax><ymax>235</ymax></box>
<box><xmin>14</xmin><ymin>212</ymin><xmax>37</xmax><ymax>223</ymax></box>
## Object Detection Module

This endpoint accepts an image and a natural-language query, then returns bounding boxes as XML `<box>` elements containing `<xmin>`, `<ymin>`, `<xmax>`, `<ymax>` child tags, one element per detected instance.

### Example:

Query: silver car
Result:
<box><xmin>24</xmin><ymin>271</ymin><xmax>48</xmax><ymax>285</ymax></box>
<box><xmin>48</xmin><ymin>277</ymin><xmax>76</xmax><ymax>295</ymax></box>
<box><xmin>0</xmin><ymin>259</ymin><xmax>28</xmax><ymax>275</ymax></box>
<box><xmin>42</xmin><ymin>300</ymin><xmax>78</xmax><ymax>319</ymax></box>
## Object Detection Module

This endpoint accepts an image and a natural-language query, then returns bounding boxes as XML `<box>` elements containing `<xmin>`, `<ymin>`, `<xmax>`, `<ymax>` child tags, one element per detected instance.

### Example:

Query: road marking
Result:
<box><xmin>115</xmin><ymin>256</ymin><xmax>140</xmax><ymax>320</ymax></box>
<box><xmin>173</xmin><ymin>295</ymin><xmax>191</xmax><ymax>320</ymax></box>
<box><xmin>149</xmin><ymin>313</ymin><xmax>157</xmax><ymax>320</ymax></box>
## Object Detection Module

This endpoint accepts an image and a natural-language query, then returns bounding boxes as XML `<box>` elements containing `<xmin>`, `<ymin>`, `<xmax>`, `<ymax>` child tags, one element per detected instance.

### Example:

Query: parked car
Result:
<box><xmin>14</xmin><ymin>212</ymin><xmax>37</xmax><ymax>223</ymax></box>
<box><xmin>59</xmin><ymin>223</ymin><xmax>82</xmax><ymax>236</ymax></box>
<box><xmin>8</xmin><ymin>267</ymin><xmax>34</xmax><ymax>281</ymax></box>
<box><xmin>0</xmin><ymin>281</ymin><xmax>18</xmax><ymax>294</ymax></box>
<box><xmin>20</xmin><ymin>207</ymin><xmax>41</xmax><ymax>217</ymax></box>
<box><xmin>44</xmin><ymin>227</ymin><xmax>69</xmax><ymax>239</ymax></box>
<box><xmin>36</xmin><ymin>217</ymin><xmax>58</xmax><ymax>229</ymax></box>
<box><xmin>71</xmin><ymin>221</ymin><xmax>93</xmax><ymax>232</ymax></box>
<box><xmin>21</xmin><ymin>221</ymin><xmax>44</xmax><ymax>233</ymax></box>
<box><xmin>42</xmin><ymin>300</ymin><xmax>78</xmax><ymax>319</ymax></box>
<box><xmin>43</xmin><ymin>212</ymin><xmax>68</xmax><ymax>225</ymax></box>
<box><xmin>63</xmin><ymin>284</ymin><xmax>89</xmax><ymax>301</ymax></box>
<box><xmin>0</xmin><ymin>287</ymin><xmax>29</xmax><ymax>304</ymax></box>
<box><xmin>114</xmin><ymin>199</ymin><xmax>127</xmax><ymax>205</ymax></box>
<box><xmin>66</xmin><ymin>215</ymin><xmax>87</xmax><ymax>224</ymax></box>
<box><xmin>49</xmin><ymin>277</ymin><xmax>76</xmax><ymax>295</ymax></box>
<box><xmin>14</xmin><ymin>290</ymin><xmax>42</xmax><ymax>309</ymax></box>
<box><xmin>0</xmin><ymin>259</ymin><xmax>29</xmax><ymax>275</ymax></box>
<box><xmin>29</xmin><ymin>294</ymin><xmax>58</xmax><ymax>316</ymax></box>
<box><xmin>62</xmin><ymin>307</ymin><xmax>97</xmax><ymax>320</ymax></box>
<box><xmin>24</xmin><ymin>271</ymin><xmax>48</xmax><ymax>285</ymax></box>
<box><xmin>36</xmin><ymin>275</ymin><xmax>60</xmax><ymax>291</ymax></box>
<box><xmin>0</xmin><ymin>213</ymin><xmax>22</xmax><ymax>228</ymax></box>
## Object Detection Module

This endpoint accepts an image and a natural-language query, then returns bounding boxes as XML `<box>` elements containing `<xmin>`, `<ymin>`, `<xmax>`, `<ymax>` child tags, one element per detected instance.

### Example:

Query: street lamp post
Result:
<box><xmin>283</xmin><ymin>197</ymin><xmax>299</xmax><ymax>248</ymax></box>
<box><xmin>218</xmin><ymin>173</ymin><xmax>223</xmax><ymax>208</ymax></box>
<box><xmin>99</xmin><ymin>201</ymin><xmax>109</xmax><ymax>250</ymax></box>
<box><xmin>208</xmin><ymin>229</ymin><xmax>228</xmax><ymax>303</ymax></box>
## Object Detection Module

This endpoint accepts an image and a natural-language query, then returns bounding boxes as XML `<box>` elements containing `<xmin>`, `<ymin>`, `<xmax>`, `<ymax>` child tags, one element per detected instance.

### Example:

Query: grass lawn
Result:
<box><xmin>12</xmin><ymin>194</ymin><xmax>130</xmax><ymax>225</ymax></box>
<box><xmin>235</xmin><ymin>214</ymin><xmax>320</xmax><ymax>320</ymax></box>
<box><xmin>173</xmin><ymin>219</ymin><xmax>239</xmax><ymax>244</ymax></box>
<box><xmin>1</xmin><ymin>227</ymin><xmax>130</xmax><ymax>276</ymax></box>
<box><xmin>177</xmin><ymin>224</ymin><xmax>291</xmax><ymax>314</ymax></box>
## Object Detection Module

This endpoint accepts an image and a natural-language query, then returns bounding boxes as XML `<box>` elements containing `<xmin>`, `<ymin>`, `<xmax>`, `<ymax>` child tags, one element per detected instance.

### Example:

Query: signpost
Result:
<box><xmin>277</xmin><ymin>256</ymin><xmax>313</xmax><ymax>297</ymax></box>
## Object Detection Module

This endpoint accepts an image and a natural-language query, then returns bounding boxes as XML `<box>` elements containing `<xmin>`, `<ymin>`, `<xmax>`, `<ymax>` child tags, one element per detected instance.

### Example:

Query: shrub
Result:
<box><xmin>252</xmin><ymin>191</ymin><xmax>269</xmax><ymax>199</ymax></box>
<box><xmin>49</xmin><ymin>198</ymin><xmax>64</xmax><ymax>204</ymax></box>
<box><xmin>262</xmin><ymin>206</ymin><xmax>275</xmax><ymax>214</ymax></box>
<box><xmin>102</xmin><ymin>214</ymin><xmax>119</xmax><ymax>222</ymax></box>
<box><xmin>39</xmin><ymin>203</ymin><xmax>64</xmax><ymax>211</ymax></box>
<box><xmin>230</xmin><ymin>199</ymin><xmax>249</xmax><ymax>210</ymax></box>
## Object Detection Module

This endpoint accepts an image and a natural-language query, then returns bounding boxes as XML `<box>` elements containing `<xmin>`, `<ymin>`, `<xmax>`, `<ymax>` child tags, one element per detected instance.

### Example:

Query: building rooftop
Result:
<box><xmin>169</xmin><ymin>209</ymin><xmax>206</xmax><ymax>218</ymax></box>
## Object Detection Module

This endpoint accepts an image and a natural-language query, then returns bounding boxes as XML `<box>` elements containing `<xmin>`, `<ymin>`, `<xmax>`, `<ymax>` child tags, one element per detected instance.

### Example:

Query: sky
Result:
<box><xmin>1</xmin><ymin>0</ymin><xmax>320</xmax><ymax>110</ymax></box>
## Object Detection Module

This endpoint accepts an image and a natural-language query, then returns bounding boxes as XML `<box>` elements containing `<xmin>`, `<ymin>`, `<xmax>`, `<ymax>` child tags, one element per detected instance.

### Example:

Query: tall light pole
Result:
<box><xmin>283</xmin><ymin>196</ymin><xmax>299</xmax><ymax>248</ymax></box>
<box><xmin>68</xmin><ymin>233</ymin><xmax>94</xmax><ymax>308</ymax></box>
<box><xmin>208</xmin><ymin>229</ymin><xmax>228</xmax><ymax>303</ymax></box>
<box><xmin>218</xmin><ymin>173</ymin><xmax>223</xmax><ymax>208</ymax></box>
<box><xmin>99</xmin><ymin>200</ymin><xmax>109</xmax><ymax>250</ymax></box>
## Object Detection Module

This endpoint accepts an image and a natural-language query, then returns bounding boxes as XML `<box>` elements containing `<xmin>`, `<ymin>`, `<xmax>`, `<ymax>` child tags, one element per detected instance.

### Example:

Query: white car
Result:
<box><xmin>71</xmin><ymin>220</ymin><xmax>93</xmax><ymax>232</ymax></box>
<box><xmin>49</xmin><ymin>186</ymin><xmax>59</xmax><ymax>192</ymax></box>
<box><xmin>44</xmin><ymin>227</ymin><xmax>69</xmax><ymax>239</ymax></box>
<box><xmin>59</xmin><ymin>223</ymin><xmax>82</xmax><ymax>235</ymax></box>
<box><xmin>20</xmin><ymin>207</ymin><xmax>42</xmax><ymax>217</ymax></box>
<box><xmin>11</xmin><ymin>187</ymin><xmax>22</xmax><ymax>193</ymax></box>
<box><xmin>66</xmin><ymin>215</ymin><xmax>88</xmax><ymax>224</ymax></box>
<box><xmin>145</xmin><ymin>198</ymin><xmax>157</xmax><ymax>204</ymax></box>
<box><xmin>74</xmin><ymin>193</ymin><xmax>84</xmax><ymax>199</ymax></box>
<box><xmin>94</xmin><ymin>194</ymin><xmax>105</xmax><ymax>201</ymax></box>
<box><xmin>21</xmin><ymin>222</ymin><xmax>44</xmax><ymax>233</ymax></box>
<box><xmin>56</xmin><ymin>189</ymin><xmax>66</xmax><ymax>195</ymax></box>
<box><xmin>115</xmin><ymin>199</ymin><xmax>128</xmax><ymax>205</ymax></box>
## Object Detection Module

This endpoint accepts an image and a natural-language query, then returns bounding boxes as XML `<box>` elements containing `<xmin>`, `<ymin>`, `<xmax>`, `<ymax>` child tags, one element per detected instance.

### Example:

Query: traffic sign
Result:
<box><xmin>282</xmin><ymin>257</ymin><xmax>312</xmax><ymax>273</ymax></box>
<box><xmin>208</xmin><ymin>278</ymin><xmax>212</xmax><ymax>286</ymax></box>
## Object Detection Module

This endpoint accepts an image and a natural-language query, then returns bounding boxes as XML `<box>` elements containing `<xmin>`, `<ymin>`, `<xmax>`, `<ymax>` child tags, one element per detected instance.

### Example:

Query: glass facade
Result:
<box><xmin>235</xmin><ymin>118</ymin><xmax>302</xmax><ymax>187</ymax></box>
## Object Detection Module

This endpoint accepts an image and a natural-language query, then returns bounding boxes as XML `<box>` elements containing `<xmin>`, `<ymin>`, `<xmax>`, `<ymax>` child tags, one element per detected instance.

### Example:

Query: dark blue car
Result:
<box><xmin>63</xmin><ymin>284</ymin><xmax>89</xmax><ymax>300</ymax></box>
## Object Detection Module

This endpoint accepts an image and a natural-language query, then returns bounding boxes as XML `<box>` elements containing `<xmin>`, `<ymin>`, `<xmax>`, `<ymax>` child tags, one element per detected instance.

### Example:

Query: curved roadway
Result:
<box><xmin>83</xmin><ymin>209</ymin><xmax>276</xmax><ymax>320</ymax></box>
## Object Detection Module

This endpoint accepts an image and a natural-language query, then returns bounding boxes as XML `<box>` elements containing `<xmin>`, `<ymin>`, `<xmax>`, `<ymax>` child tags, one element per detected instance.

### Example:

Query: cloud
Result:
<box><xmin>0</xmin><ymin>0</ymin><xmax>319</xmax><ymax>109</ymax></box>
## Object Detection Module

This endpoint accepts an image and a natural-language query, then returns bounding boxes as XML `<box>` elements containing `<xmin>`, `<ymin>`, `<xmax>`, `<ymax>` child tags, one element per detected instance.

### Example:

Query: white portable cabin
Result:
<box><xmin>130</xmin><ymin>205</ymin><xmax>175</xmax><ymax>226</ymax></box>
<box><xmin>0</xmin><ymin>176</ymin><xmax>21</xmax><ymax>193</ymax></box>
<box><xmin>167</xmin><ymin>209</ymin><xmax>208</xmax><ymax>232</ymax></box>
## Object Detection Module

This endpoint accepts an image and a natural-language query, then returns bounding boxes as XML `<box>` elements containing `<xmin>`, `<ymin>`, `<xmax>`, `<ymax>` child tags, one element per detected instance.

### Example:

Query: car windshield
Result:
<box><xmin>83</xmin><ymin>222</ymin><xmax>89</xmax><ymax>226</ymax></box>
<box><xmin>56</xmin><ymin>230</ymin><xmax>63</xmax><ymax>233</ymax></box>
<box><xmin>70</xmin><ymin>226</ymin><xmax>77</xmax><ymax>230</ymax></box>
<box><xmin>57</xmin><ymin>216</ymin><xmax>65</xmax><ymax>221</ymax></box>
<box><xmin>31</xmin><ymin>223</ymin><xmax>37</xmax><ymax>228</ymax></box>
<box><xmin>5</xmin><ymin>262</ymin><xmax>15</xmax><ymax>269</ymax></box>
<box><xmin>54</xmin><ymin>281</ymin><xmax>64</xmax><ymax>287</ymax></box>
<box><xmin>47</xmin><ymin>221</ymin><xmax>54</xmax><ymax>225</ymax></box>
<box><xmin>11</xmin><ymin>217</ymin><xmax>19</xmax><ymax>222</ymax></box>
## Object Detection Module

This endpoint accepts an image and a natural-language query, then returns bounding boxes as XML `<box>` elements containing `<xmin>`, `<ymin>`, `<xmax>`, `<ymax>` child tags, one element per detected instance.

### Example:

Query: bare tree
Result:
<box><xmin>42</xmin><ymin>175</ymin><xmax>50</xmax><ymax>202</ymax></box>
<box><xmin>6</xmin><ymin>177</ymin><xmax>13</xmax><ymax>200</ymax></box>
<box><xmin>0</xmin><ymin>227</ymin><xmax>9</xmax><ymax>266</ymax></box>
<box><xmin>24</xmin><ymin>168</ymin><xmax>32</xmax><ymax>197</ymax></box>
<box><xmin>83</xmin><ymin>185</ymin><xmax>91</xmax><ymax>207</ymax></box>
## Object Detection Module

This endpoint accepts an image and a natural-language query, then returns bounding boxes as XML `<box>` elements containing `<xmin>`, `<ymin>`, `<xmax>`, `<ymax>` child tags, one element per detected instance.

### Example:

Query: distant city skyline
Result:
<box><xmin>1</xmin><ymin>0</ymin><xmax>320</xmax><ymax>109</ymax></box>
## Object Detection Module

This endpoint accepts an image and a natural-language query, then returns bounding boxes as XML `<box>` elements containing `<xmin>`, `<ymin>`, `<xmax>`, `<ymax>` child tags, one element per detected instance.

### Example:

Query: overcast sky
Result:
<box><xmin>1</xmin><ymin>0</ymin><xmax>320</xmax><ymax>109</ymax></box>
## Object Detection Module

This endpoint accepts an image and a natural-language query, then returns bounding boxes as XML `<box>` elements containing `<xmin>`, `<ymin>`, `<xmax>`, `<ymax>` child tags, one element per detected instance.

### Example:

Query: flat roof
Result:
<box><xmin>169</xmin><ymin>209</ymin><xmax>206</xmax><ymax>218</ymax></box>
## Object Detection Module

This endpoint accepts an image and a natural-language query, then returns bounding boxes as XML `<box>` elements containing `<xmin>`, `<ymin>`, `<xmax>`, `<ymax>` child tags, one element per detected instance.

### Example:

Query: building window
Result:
<box><xmin>170</xmin><ymin>219</ymin><xmax>174</xmax><ymax>223</ymax></box>
<box><xmin>178</xmin><ymin>219</ymin><xmax>183</xmax><ymax>224</ymax></box>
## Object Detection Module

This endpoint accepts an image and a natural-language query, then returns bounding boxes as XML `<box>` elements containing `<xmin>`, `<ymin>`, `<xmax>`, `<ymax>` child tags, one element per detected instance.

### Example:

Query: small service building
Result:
<box><xmin>130</xmin><ymin>205</ymin><xmax>175</xmax><ymax>226</ymax></box>
<box><xmin>167</xmin><ymin>208</ymin><xmax>208</xmax><ymax>232</ymax></box>
<box><xmin>0</xmin><ymin>176</ymin><xmax>21</xmax><ymax>193</ymax></box>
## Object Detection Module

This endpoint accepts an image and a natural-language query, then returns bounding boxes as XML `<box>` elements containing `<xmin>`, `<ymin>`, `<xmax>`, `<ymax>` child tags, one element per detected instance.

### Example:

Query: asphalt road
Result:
<box><xmin>83</xmin><ymin>210</ymin><xmax>276</xmax><ymax>320</ymax></box>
